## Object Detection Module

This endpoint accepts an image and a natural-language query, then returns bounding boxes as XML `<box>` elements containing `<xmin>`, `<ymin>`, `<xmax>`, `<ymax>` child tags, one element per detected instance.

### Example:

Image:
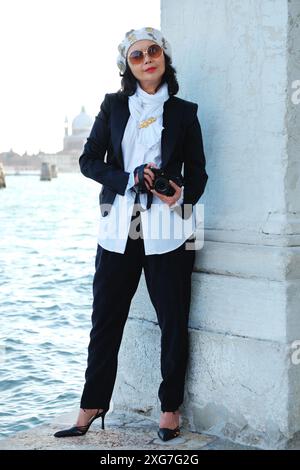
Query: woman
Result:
<box><xmin>54</xmin><ymin>26</ymin><xmax>208</xmax><ymax>442</ymax></box>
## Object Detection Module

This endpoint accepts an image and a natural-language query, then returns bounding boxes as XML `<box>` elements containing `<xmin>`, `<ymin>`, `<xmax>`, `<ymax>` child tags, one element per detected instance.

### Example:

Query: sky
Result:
<box><xmin>0</xmin><ymin>0</ymin><xmax>160</xmax><ymax>155</ymax></box>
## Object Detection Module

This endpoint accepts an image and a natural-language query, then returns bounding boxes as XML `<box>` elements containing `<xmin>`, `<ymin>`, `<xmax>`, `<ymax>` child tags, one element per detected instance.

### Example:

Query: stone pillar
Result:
<box><xmin>0</xmin><ymin>163</ymin><xmax>6</xmax><ymax>188</ymax></box>
<box><xmin>40</xmin><ymin>162</ymin><xmax>51</xmax><ymax>181</ymax></box>
<box><xmin>160</xmin><ymin>0</ymin><xmax>300</xmax><ymax>449</ymax></box>
<box><xmin>113</xmin><ymin>0</ymin><xmax>300</xmax><ymax>449</ymax></box>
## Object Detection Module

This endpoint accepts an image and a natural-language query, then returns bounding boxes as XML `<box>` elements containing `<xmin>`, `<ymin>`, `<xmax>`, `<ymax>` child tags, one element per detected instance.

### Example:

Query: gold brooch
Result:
<box><xmin>139</xmin><ymin>117</ymin><xmax>156</xmax><ymax>128</ymax></box>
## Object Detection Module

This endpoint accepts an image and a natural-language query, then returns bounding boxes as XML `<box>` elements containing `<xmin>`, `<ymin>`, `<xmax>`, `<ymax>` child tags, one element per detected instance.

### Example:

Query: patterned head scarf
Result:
<box><xmin>117</xmin><ymin>26</ymin><xmax>172</xmax><ymax>73</ymax></box>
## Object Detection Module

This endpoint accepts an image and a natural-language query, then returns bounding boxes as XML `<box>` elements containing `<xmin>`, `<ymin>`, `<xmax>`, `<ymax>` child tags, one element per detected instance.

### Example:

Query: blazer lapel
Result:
<box><xmin>114</xmin><ymin>94</ymin><xmax>179</xmax><ymax>170</ymax></box>
<box><xmin>161</xmin><ymin>96</ymin><xmax>179</xmax><ymax>168</ymax></box>
<box><xmin>113</xmin><ymin>96</ymin><xmax>130</xmax><ymax>170</ymax></box>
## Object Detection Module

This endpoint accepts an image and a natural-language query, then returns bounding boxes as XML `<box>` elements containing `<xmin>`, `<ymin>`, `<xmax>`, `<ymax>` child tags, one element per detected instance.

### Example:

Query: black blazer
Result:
<box><xmin>79</xmin><ymin>91</ymin><xmax>208</xmax><ymax>219</ymax></box>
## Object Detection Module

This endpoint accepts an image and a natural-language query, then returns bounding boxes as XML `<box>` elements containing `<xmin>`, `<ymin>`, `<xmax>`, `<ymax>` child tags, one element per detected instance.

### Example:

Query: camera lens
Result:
<box><xmin>154</xmin><ymin>177</ymin><xmax>168</xmax><ymax>194</ymax></box>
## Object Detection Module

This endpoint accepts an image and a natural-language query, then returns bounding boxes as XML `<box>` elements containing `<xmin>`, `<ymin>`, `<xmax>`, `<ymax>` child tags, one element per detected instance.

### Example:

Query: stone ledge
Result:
<box><xmin>0</xmin><ymin>409</ymin><xmax>258</xmax><ymax>451</ymax></box>
<box><xmin>195</xmin><ymin>241</ymin><xmax>300</xmax><ymax>281</ymax></box>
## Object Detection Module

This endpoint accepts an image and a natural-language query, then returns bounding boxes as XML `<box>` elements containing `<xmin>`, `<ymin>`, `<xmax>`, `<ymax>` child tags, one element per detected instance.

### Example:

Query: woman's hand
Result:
<box><xmin>134</xmin><ymin>162</ymin><xmax>158</xmax><ymax>191</ymax></box>
<box><xmin>151</xmin><ymin>180</ymin><xmax>183</xmax><ymax>207</ymax></box>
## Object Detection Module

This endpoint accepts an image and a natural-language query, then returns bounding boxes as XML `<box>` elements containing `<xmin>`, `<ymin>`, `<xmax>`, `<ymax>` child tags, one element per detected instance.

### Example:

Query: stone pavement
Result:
<box><xmin>0</xmin><ymin>409</ymin><xmax>259</xmax><ymax>450</ymax></box>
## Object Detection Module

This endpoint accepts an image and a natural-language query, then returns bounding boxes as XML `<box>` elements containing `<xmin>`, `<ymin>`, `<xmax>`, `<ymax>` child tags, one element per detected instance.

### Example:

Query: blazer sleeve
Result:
<box><xmin>182</xmin><ymin>103</ymin><xmax>208</xmax><ymax>208</ymax></box>
<box><xmin>78</xmin><ymin>93</ymin><xmax>131</xmax><ymax>195</ymax></box>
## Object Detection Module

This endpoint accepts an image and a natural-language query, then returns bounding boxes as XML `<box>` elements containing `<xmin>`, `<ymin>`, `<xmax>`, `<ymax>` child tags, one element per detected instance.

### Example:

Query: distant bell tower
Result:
<box><xmin>64</xmin><ymin>116</ymin><xmax>69</xmax><ymax>137</ymax></box>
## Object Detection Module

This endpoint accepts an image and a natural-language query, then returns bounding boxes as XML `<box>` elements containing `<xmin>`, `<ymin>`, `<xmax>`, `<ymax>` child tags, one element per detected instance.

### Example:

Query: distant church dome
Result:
<box><xmin>63</xmin><ymin>106</ymin><xmax>93</xmax><ymax>153</ymax></box>
<box><xmin>72</xmin><ymin>106</ymin><xmax>93</xmax><ymax>135</ymax></box>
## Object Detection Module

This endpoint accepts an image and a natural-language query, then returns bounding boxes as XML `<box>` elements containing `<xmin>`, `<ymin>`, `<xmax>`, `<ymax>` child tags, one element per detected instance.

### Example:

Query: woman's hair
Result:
<box><xmin>118</xmin><ymin>53</ymin><xmax>179</xmax><ymax>96</ymax></box>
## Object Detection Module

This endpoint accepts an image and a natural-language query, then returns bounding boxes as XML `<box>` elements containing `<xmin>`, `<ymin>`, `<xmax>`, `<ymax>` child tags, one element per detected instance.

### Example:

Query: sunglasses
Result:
<box><xmin>128</xmin><ymin>44</ymin><xmax>163</xmax><ymax>65</ymax></box>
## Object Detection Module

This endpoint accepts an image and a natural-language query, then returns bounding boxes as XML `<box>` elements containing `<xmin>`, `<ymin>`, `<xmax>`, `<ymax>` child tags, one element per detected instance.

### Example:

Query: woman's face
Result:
<box><xmin>126</xmin><ymin>39</ymin><xmax>165</xmax><ymax>86</ymax></box>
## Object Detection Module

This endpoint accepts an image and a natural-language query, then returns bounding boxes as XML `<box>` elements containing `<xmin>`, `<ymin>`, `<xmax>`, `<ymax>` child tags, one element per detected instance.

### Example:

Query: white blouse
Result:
<box><xmin>97</xmin><ymin>88</ymin><xmax>196</xmax><ymax>255</ymax></box>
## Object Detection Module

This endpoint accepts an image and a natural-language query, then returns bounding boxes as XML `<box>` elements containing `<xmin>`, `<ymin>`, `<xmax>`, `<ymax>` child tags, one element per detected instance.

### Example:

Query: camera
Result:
<box><xmin>133</xmin><ymin>163</ymin><xmax>184</xmax><ymax>197</ymax></box>
<box><xmin>149</xmin><ymin>167</ymin><xmax>184</xmax><ymax>197</ymax></box>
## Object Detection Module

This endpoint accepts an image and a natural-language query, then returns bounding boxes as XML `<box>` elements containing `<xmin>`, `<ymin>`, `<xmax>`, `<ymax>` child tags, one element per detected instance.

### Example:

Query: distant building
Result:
<box><xmin>0</xmin><ymin>106</ymin><xmax>93</xmax><ymax>173</ymax></box>
<box><xmin>63</xmin><ymin>106</ymin><xmax>94</xmax><ymax>153</ymax></box>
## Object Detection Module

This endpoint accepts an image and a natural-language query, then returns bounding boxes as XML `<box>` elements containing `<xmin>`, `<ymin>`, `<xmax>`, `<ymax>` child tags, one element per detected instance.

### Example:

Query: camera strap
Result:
<box><xmin>130</xmin><ymin>186</ymin><xmax>153</xmax><ymax>211</ymax></box>
<box><xmin>130</xmin><ymin>164</ymin><xmax>153</xmax><ymax>211</ymax></box>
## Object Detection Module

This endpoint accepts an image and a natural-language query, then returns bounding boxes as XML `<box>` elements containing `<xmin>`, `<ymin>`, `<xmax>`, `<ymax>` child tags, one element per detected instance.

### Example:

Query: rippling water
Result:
<box><xmin>0</xmin><ymin>173</ymin><xmax>102</xmax><ymax>438</ymax></box>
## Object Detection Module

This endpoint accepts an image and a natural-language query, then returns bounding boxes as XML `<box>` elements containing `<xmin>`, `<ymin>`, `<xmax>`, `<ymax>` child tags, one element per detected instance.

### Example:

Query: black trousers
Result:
<box><xmin>80</xmin><ymin>202</ymin><xmax>196</xmax><ymax>412</ymax></box>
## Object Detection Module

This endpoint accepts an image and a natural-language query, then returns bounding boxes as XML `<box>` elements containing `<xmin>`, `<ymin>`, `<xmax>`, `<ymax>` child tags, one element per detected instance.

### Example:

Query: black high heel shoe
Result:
<box><xmin>53</xmin><ymin>408</ymin><xmax>108</xmax><ymax>438</ymax></box>
<box><xmin>157</xmin><ymin>411</ymin><xmax>181</xmax><ymax>441</ymax></box>
<box><xmin>157</xmin><ymin>426</ymin><xmax>180</xmax><ymax>441</ymax></box>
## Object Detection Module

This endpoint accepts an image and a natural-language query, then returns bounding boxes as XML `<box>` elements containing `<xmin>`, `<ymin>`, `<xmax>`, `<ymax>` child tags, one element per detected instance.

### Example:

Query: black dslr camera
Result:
<box><xmin>150</xmin><ymin>167</ymin><xmax>184</xmax><ymax>197</ymax></box>
<box><xmin>133</xmin><ymin>163</ymin><xmax>184</xmax><ymax>197</ymax></box>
